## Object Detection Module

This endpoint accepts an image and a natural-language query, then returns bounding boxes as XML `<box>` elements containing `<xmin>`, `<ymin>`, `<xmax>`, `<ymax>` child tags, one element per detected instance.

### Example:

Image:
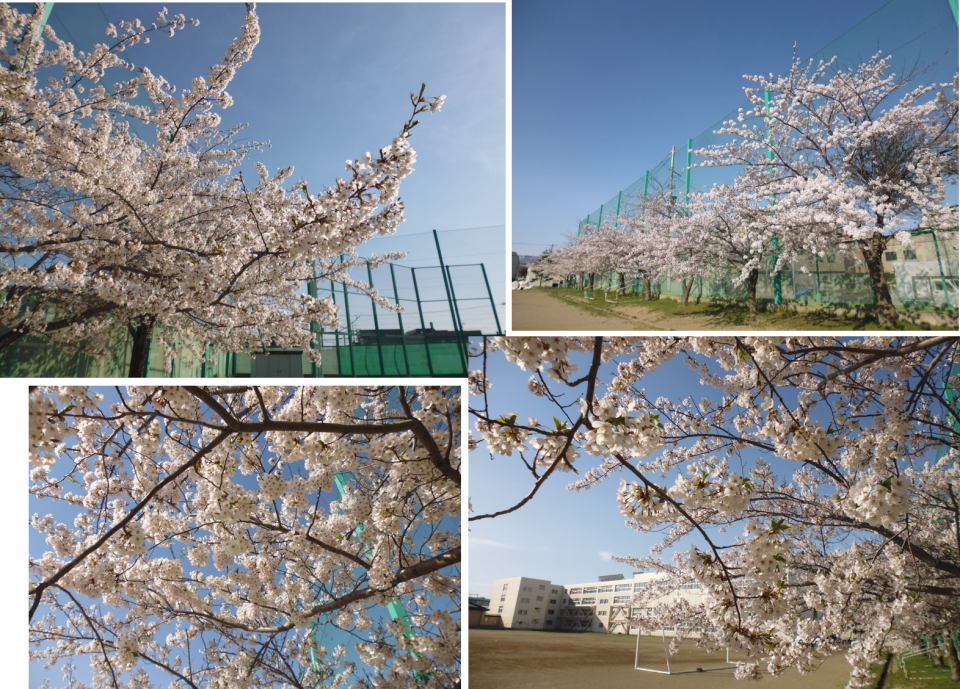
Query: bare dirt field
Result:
<box><xmin>510</xmin><ymin>289</ymin><xmax>763</xmax><ymax>332</ymax></box>
<box><xmin>468</xmin><ymin>629</ymin><xmax>856</xmax><ymax>689</ymax></box>
<box><xmin>511</xmin><ymin>288</ymin><xmax>658</xmax><ymax>330</ymax></box>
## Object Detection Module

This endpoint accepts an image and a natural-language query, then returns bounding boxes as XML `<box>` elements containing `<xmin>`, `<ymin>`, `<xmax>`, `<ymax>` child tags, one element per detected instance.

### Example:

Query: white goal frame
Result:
<box><xmin>634</xmin><ymin>629</ymin><xmax>742</xmax><ymax>675</ymax></box>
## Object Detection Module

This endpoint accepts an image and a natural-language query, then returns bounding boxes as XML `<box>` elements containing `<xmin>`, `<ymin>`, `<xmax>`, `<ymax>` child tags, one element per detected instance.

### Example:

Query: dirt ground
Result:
<box><xmin>510</xmin><ymin>289</ymin><xmax>762</xmax><ymax>332</ymax></box>
<box><xmin>468</xmin><ymin>629</ymin><xmax>857</xmax><ymax>689</ymax></box>
<box><xmin>511</xmin><ymin>288</ymin><xmax>661</xmax><ymax>330</ymax></box>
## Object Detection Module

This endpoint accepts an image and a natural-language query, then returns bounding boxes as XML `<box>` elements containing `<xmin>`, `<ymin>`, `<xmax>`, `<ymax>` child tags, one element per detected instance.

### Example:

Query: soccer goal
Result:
<box><xmin>634</xmin><ymin>629</ymin><xmax>747</xmax><ymax>675</ymax></box>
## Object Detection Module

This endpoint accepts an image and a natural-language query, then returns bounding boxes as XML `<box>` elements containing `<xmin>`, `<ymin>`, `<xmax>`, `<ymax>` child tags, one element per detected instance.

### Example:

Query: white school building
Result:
<box><xmin>490</xmin><ymin>572</ymin><xmax>704</xmax><ymax>634</ymax></box>
<box><xmin>490</xmin><ymin>572</ymin><xmax>703</xmax><ymax>636</ymax></box>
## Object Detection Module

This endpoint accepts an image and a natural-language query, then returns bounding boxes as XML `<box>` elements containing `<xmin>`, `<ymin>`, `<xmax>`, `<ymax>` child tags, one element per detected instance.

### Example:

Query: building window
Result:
<box><xmin>498</xmin><ymin>606</ymin><xmax>503</xmax><ymax>613</ymax></box>
<box><xmin>571</xmin><ymin>598</ymin><xmax>580</xmax><ymax>604</ymax></box>
<box><xmin>500</xmin><ymin>595</ymin><xmax>506</xmax><ymax>601</ymax></box>
<box><xmin>551</xmin><ymin>588</ymin><xmax>558</xmax><ymax>594</ymax></box>
<box><xmin>598</xmin><ymin>611</ymin><xmax>607</xmax><ymax>616</ymax></box>
<box><xmin>904</xmin><ymin>249</ymin><xmax>917</xmax><ymax>260</ymax></box>
<box><xmin>582</xmin><ymin>597</ymin><xmax>596</xmax><ymax>604</ymax></box>
<box><xmin>634</xmin><ymin>583</ymin><xmax>646</xmax><ymax>592</ymax></box>
<box><xmin>582</xmin><ymin>587</ymin><xmax>597</xmax><ymax>593</ymax></box>
<box><xmin>502</xmin><ymin>584</ymin><xmax>509</xmax><ymax>590</ymax></box>
<box><xmin>615</xmin><ymin>584</ymin><xmax>632</xmax><ymax>592</ymax></box>
<box><xmin>538</xmin><ymin>584</ymin><xmax>545</xmax><ymax>590</ymax></box>
<box><xmin>520</xmin><ymin>598</ymin><xmax>530</xmax><ymax>603</ymax></box>
<box><xmin>549</xmin><ymin>599</ymin><xmax>557</xmax><ymax>604</ymax></box>
<box><xmin>614</xmin><ymin>596</ymin><xmax>631</xmax><ymax>604</ymax></box>
<box><xmin>533</xmin><ymin>618</ymin><xmax>540</xmax><ymax>624</ymax></box>
<box><xmin>547</xmin><ymin>610</ymin><xmax>555</xmax><ymax>616</ymax></box>
<box><xmin>535</xmin><ymin>607</ymin><xmax>542</xmax><ymax>612</ymax></box>
<box><xmin>517</xmin><ymin>610</ymin><xmax>527</xmax><ymax>615</ymax></box>
<box><xmin>546</xmin><ymin>620</ymin><xmax>553</xmax><ymax>626</ymax></box>
<box><xmin>885</xmin><ymin>251</ymin><xmax>898</xmax><ymax>261</ymax></box>
<box><xmin>599</xmin><ymin>599</ymin><xmax>609</xmax><ymax>604</ymax></box>
<box><xmin>680</xmin><ymin>581</ymin><xmax>702</xmax><ymax>590</ymax></box>
<box><xmin>522</xmin><ymin>586</ymin><xmax>532</xmax><ymax>592</ymax></box>
<box><xmin>598</xmin><ymin>585</ymin><xmax>613</xmax><ymax>592</ymax></box>
<box><xmin>569</xmin><ymin>588</ymin><xmax>582</xmax><ymax>594</ymax></box>
<box><xmin>517</xmin><ymin>621</ymin><xmax>523</xmax><ymax>626</ymax></box>
<box><xmin>536</xmin><ymin>596</ymin><xmax>543</xmax><ymax>601</ymax></box>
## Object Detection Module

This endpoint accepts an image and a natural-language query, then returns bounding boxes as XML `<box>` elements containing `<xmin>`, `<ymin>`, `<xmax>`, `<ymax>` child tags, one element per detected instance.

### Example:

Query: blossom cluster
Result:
<box><xmin>580</xmin><ymin>395</ymin><xmax>664</xmax><ymax>459</ymax></box>
<box><xmin>842</xmin><ymin>473</ymin><xmax>911</xmax><ymax>527</ymax></box>
<box><xmin>668</xmin><ymin>462</ymin><xmax>755</xmax><ymax>518</ymax></box>
<box><xmin>488</xmin><ymin>336</ymin><xmax>576</xmax><ymax>381</ymax></box>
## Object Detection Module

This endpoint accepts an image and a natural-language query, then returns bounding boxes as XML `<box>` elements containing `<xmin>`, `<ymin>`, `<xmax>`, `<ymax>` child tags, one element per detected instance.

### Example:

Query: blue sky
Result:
<box><xmin>24</xmin><ymin>2</ymin><xmax>507</xmax><ymax>328</ymax></box>
<box><xmin>467</xmin><ymin>342</ymin><xmax>951</xmax><ymax>600</ymax></box>
<box><xmin>512</xmin><ymin>0</ymin><xmax>959</xmax><ymax>255</ymax></box>
<box><xmin>28</xmin><ymin>386</ymin><xmax>459</xmax><ymax>687</ymax></box>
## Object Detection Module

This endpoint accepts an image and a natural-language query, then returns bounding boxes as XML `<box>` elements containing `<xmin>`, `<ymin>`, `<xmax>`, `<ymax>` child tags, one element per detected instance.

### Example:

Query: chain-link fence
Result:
<box><xmin>575</xmin><ymin>0</ymin><xmax>958</xmax><ymax>313</ymax></box>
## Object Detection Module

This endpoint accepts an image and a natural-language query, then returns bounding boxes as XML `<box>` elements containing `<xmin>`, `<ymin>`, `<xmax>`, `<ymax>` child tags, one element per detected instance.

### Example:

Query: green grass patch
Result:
<box><xmin>544</xmin><ymin>287</ymin><xmax>947</xmax><ymax>331</ymax></box>
<box><xmin>886</xmin><ymin>652</ymin><xmax>957</xmax><ymax>689</ymax></box>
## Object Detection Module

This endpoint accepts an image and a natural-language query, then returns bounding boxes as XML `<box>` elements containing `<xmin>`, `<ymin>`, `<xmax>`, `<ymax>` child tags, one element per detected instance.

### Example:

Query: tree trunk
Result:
<box><xmin>645</xmin><ymin>278</ymin><xmax>653</xmax><ymax>301</ymax></box>
<box><xmin>747</xmin><ymin>268</ymin><xmax>760</xmax><ymax>320</ymax></box>
<box><xmin>858</xmin><ymin>230</ymin><xmax>899</xmax><ymax>329</ymax></box>
<box><xmin>681</xmin><ymin>278</ymin><xmax>694</xmax><ymax>305</ymax></box>
<box><xmin>0</xmin><ymin>327</ymin><xmax>27</xmax><ymax>351</ymax></box>
<box><xmin>128</xmin><ymin>316</ymin><xmax>156</xmax><ymax>378</ymax></box>
<box><xmin>618</xmin><ymin>272</ymin><xmax>626</xmax><ymax>296</ymax></box>
<box><xmin>945</xmin><ymin>631</ymin><xmax>960</xmax><ymax>682</ymax></box>
<box><xmin>589</xmin><ymin>273</ymin><xmax>595</xmax><ymax>290</ymax></box>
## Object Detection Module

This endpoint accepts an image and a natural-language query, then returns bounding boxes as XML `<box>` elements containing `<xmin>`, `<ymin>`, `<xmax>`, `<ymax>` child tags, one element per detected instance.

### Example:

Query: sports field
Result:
<box><xmin>468</xmin><ymin>629</ymin><xmax>857</xmax><ymax>689</ymax></box>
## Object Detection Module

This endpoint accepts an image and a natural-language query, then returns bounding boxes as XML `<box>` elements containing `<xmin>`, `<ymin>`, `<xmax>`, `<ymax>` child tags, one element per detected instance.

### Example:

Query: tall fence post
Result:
<box><xmin>340</xmin><ymin>256</ymin><xmax>356</xmax><ymax>376</ymax></box>
<box><xmin>480</xmin><ymin>263</ymin><xmax>503</xmax><ymax>335</ymax></box>
<box><xmin>433</xmin><ymin>230</ymin><xmax>468</xmax><ymax>375</ymax></box>
<box><xmin>389</xmin><ymin>264</ymin><xmax>411</xmax><ymax>376</ymax></box>
<box><xmin>366</xmin><ymin>261</ymin><xmax>386</xmax><ymax>376</ymax></box>
<box><xmin>410</xmin><ymin>268</ymin><xmax>435</xmax><ymax>377</ymax></box>
<box><xmin>330</xmin><ymin>278</ymin><xmax>342</xmax><ymax>376</ymax></box>
<box><xmin>931</xmin><ymin>231</ymin><xmax>953</xmax><ymax>309</ymax></box>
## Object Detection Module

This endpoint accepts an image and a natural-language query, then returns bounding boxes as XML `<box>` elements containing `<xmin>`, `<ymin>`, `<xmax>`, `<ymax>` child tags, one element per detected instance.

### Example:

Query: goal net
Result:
<box><xmin>634</xmin><ymin>629</ymin><xmax>748</xmax><ymax>675</ymax></box>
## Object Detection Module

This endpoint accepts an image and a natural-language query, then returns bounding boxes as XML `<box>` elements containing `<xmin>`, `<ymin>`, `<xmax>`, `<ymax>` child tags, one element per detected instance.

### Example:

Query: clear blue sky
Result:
<box><xmin>29</xmin><ymin>2</ymin><xmax>507</xmax><ymax>328</ymax></box>
<box><xmin>28</xmin><ymin>386</ymin><xmax>459</xmax><ymax>687</ymax></box>
<box><xmin>467</xmin><ymin>342</ymin><xmax>946</xmax><ymax>600</ymax></box>
<box><xmin>512</xmin><ymin>0</ymin><xmax>959</xmax><ymax>255</ymax></box>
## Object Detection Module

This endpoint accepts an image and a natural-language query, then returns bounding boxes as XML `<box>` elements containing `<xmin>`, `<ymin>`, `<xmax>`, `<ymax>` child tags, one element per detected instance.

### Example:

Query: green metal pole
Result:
<box><xmin>330</xmin><ymin>279</ymin><xmax>342</xmax><ymax>376</ymax></box>
<box><xmin>815</xmin><ymin>256</ymin><xmax>822</xmax><ymax>304</ymax></box>
<box><xmin>684</xmin><ymin>138</ymin><xmax>692</xmax><ymax>209</ymax></box>
<box><xmin>597</xmin><ymin>204</ymin><xmax>603</xmax><ymax>231</ymax></box>
<box><xmin>340</xmin><ymin>257</ymin><xmax>356</xmax><ymax>376</ymax></box>
<box><xmin>432</xmin><ymin>230</ymin><xmax>468</xmax><ymax>375</ymax></box>
<box><xmin>642</xmin><ymin>170</ymin><xmax>649</xmax><ymax>223</ymax></box>
<box><xmin>366</xmin><ymin>262</ymin><xmax>386</xmax><ymax>376</ymax></box>
<box><xmin>765</xmin><ymin>88</ymin><xmax>782</xmax><ymax>305</ymax></box>
<box><xmin>445</xmin><ymin>266</ymin><xmax>467</xmax><ymax>338</ymax></box>
<box><xmin>308</xmin><ymin>260</ymin><xmax>320</xmax><ymax>378</ymax></box>
<box><xmin>479</xmin><ymin>263</ymin><xmax>503</xmax><ymax>335</ymax></box>
<box><xmin>950</xmin><ymin>0</ymin><xmax>959</xmax><ymax>26</ymax></box>
<box><xmin>614</xmin><ymin>191</ymin><xmax>621</xmax><ymax>229</ymax></box>
<box><xmin>389</xmin><ymin>264</ymin><xmax>411</xmax><ymax>376</ymax></box>
<box><xmin>930</xmin><ymin>230</ymin><xmax>952</xmax><ymax>308</ymax></box>
<box><xmin>410</xmin><ymin>268</ymin><xmax>435</xmax><ymax>376</ymax></box>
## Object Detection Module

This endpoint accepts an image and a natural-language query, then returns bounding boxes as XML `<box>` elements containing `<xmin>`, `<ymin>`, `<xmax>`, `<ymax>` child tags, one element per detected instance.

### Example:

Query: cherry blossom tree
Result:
<box><xmin>0</xmin><ymin>4</ymin><xmax>445</xmax><ymax>375</ymax></box>
<box><xmin>696</xmin><ymin>53</ymin><xmax>958</xmax><ymax>327</ymax></box>
<box><xmin>469</xmin><ymin>336</ymin><xmax>959</xmax><ymax>688</ymax></box>
<box><xmin>30</xmin><ymin>384</ymin><xmax>461</xmax><ymax>688</ymax></box>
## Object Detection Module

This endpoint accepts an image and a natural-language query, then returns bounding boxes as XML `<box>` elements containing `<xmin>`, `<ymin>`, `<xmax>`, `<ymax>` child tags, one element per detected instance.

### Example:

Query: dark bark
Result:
<box><xmin>945</xmin><ymin>631</ymin><xmax>960</xmax><ymax>683</ymax></box>
<box><xmin>645</xmin><ymin>277</ymin><xmax>653</xmax><ymax>301</ymax></box>
<box><xmin>0</xmin><ymin>327</ymin><xmax>27</xmax><ymax>351</ymax></box>
<box><xmin>858</xmin><ymin>228</ymin><xmax>899</xmax><ymax>329</ymax></box>
<box><xmin>747</xmin><ymin>267</ymin><xmax>760</xmax><ymax>320</ymax></box>
<box><xmin>681</xmin><ymin>277</ymin><xmax>695</xmax><ymax>305</ymax></box>
<box><xmin>618</xmin><ymin>272</ymin><xmax>626</xmax><ymax>296</ymax></box>
<box><xmin>127</xmin><ymin>315</ymin><xmax>156</xmax><ymax>378</ymax></box>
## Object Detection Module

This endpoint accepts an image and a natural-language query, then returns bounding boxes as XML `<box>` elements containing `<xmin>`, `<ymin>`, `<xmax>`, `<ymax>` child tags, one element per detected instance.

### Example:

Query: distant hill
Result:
<box><xmin>516</xmin><ymin>254</ymin><xmax>539</xmax><ymax>265</ymax></box>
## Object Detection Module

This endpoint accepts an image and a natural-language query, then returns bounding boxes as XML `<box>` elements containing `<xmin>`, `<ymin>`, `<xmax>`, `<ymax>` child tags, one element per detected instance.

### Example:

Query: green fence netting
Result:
<box><xmin>576</xmin><ymin>0</ymin><xmax>959</xmax><ymax>312</ymax></box>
